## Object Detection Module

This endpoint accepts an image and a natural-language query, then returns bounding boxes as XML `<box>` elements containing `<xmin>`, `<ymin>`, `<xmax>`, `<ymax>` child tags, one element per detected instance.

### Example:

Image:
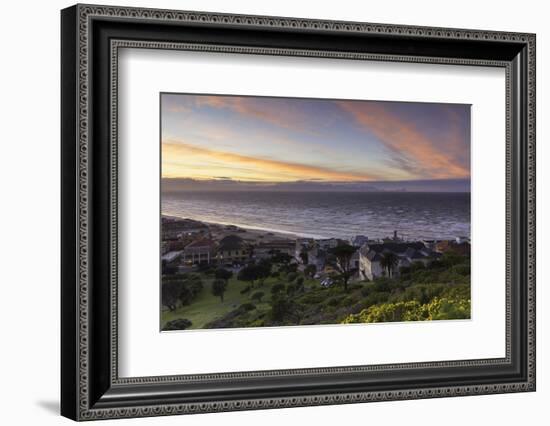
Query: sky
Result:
<box><xmin>161</xmin><ymin>93</ymin><xmax>470</xmax><ymax>191</ymax></box>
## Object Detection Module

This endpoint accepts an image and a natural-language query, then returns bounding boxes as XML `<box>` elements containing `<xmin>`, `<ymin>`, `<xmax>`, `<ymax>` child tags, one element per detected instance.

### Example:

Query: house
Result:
<box><xmin>254</xmin><ymin>240</ymin><xmax>295</xmax><ymax>260</ymax></box>
<box><xmin>350</xmin><ymin>235</ymin><xmax>369</xmax><ymax>247</ymax></box>
<box><xmin>351</xmin><ymin>248</ymin><xmax>361</xmax><ymax>269</ymax></box>
<box><xmin>317</xmin><ymin>238</ymin><xmax>340</xmax><ymax>250</ymax></box>
<box><xmin>161</xmin><ymin>217</ymin><xmax>208</xmax><ymax>240</ymax></box>
<box><xmin>161</xmin><ymin>250</ymin><xmax>182</xmax><ymax>264</ymax></box>
<box><xmin>435</xmin><ymin>240</ymin><xmax>471</xmax><ymax>256</ymax></box>
<box><xmin>359</xmin><ymin>247</ymin><xmax>385</xmax><ymax>280</ymax></box>
<box><xmin>182</xmin><ymin>238</ymin><xmax>216</xmax><ymax>265</ymax></box>
<box><xmin>217</xmin><ymin>235</ymin><xmax>249</xmax><ymax>265</ymax></box>
<box><xmin>295</xmin><ymin>238</ymin><xmax>315</xmax><ymax>263</ymax></box>
<box><xmin>421</xmin><ymin>239</ymin><xmax>439</xmax><ymax>250</ymax></box>
<box><xmin>359</xmin><ymin>242</ymin><xmax>435</xmax><ymax>280</ymax></box>
<box><xmin>165</xmin><ymin>235</ymin><xmax>195</xmax><ymax>251</ymax></box>
<box><xmin>310</xmin><ymin>247</ymin><xmax>328</xmax><ymax>273</ymax></box>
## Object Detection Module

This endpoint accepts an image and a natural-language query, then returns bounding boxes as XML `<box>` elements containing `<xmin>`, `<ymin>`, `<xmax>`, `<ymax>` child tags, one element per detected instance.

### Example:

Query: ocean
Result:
<box><xmin>162</xmin><ymin>191</ymin><xmax>470</xmax><ymax>241</ymax></box>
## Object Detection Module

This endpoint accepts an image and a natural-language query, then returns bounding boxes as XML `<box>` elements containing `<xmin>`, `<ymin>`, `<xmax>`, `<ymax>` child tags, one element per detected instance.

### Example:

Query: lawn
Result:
<box><xmin>161</xmin><ymin>274</ymin><xmax>315</xmax><ymax>329</ymax></box>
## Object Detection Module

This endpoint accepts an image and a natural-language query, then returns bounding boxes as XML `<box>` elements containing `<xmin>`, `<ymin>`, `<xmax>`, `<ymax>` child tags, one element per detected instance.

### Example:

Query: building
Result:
<box><xmin>305</xmin><ymin>245</ymin><xmax>328</xmax><ymax>274</ymax></box>
<box><xmin>350</xmin><ymin>248</ymin><xmax>361</xmax><ymax>269</ymax></box>
<box><xmin>165</xmin><ymin>235</ymin><xmax>195</xmax><ymax>251</ymax></box>
<box><xmin>217</xmin><ymin>235</ymin><xmax>249</xmax><ymax>265</ymax></box>
<box><xmin>161</xmin><ymin>250</ymin><xmax>182</xmax><ymax>264</ymax></box>
<box><xmin>182</xmin><ymin>238</ymin><xmax>216</xmax><ymax>265</ymax></box>
<box><xmin>421</xmin><ymin>239</ymin><xmax>439</xmax><ymax>250</ymax></box>
<box><xmin>359</xmin><ymin>247</ymin><xmax>384</xmax><ymax>280</ymax></box>
<box><xmin>295</xmin><ymin>238</ymin><xmax>315</xmax><ymax>263</ymax></box>
<box><xmin>317</xmin><ymin>238</ymin><xmax>340</xmax><ymax>250</ymax></box>
<box><xmin>435</xmin><ymin>240</ymin><xmax>471</xmax><ymax>256</ymax></box>
<box><xmin>359</xmin><ymin>242</ymin><xmax>435</xmax><ymax>280</ymax></box>
<box><xmin>254</xmin><ymin>240</ymin><xmax>296</xmax><ymax>260</ymax></box>
<box><xmin>161</xmin><ymin>217</ymin><xmax>208</xmax><ymax>240</ymax></box>
<box><xmin>350</xmin><ymin>235</ymin><xmax>369</xmax><ymax>247</ymax></box>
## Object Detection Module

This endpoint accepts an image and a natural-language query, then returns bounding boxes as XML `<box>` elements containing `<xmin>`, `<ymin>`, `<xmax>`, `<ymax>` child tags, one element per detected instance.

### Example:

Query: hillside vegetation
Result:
<box><xmin>161</xmin><ymin>252</ymin><xmax>470</xmax><ymax>330</ymax></box>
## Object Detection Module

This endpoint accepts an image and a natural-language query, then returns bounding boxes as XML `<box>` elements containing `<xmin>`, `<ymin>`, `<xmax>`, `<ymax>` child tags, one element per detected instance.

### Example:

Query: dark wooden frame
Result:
<box><xmin>61</xmin><ymin>4</ymin><xmax>536</xmax><ymax>421</ymax></box>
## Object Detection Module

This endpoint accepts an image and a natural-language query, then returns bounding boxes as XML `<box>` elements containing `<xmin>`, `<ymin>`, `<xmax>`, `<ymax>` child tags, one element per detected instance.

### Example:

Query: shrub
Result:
<box><xmin>240</xmin><ymin>285</ymin><xmax>251</xmax><ymax>295</ymax></box>
<box><xmin>286</xmin><ymin>283</ymin><xmax>297</xmax><ymax>296</ymax></box>
<box><xmin>251</xmin><ymin>291</ymin><xmax>265</xmax><ymax>303</ymax></box>
<box><xmin>271</xmin><ymin>283</ymin><xmax>286</xmax><ymax>294</ymax></box>
<box><xmin>297</xmin><ymin>292</ymin><xmax>326</xmax><ymax>305</ymax></box>
<box><xmin>270</xmin><ymin>295</ymin><xmax>290</xmax><ymax>322</ymax></box>
<box><xmin>341</xmin><ymin>296</ymin><xmax>471</xmax><ymax>324</ymax></box>
<box><xmin>363</xmin><ymin>291</ymin><xmax>390</xmax><ymax>306</ymax></box>
<box><xmin>326</xmin><ymin>297</ymin><xmax>340</xmax><ymax>307</ymax></box>
<box><xmin>451</xmin><ymin>263</ymin><xmax>471</xmax><ymax>276</ymax></box>
<box><xmin>163</xmin><ymin>318</ymin><xmax>192</xmax><ymax>330</ymax></box>
<box><xmin>239</xmin><ymin>302</ymin><xmax>256</xmax><ymax>312</ymax></box>
<box><xmin>440</xmin><ymin>252</ymin><xmax>466</xmax><ymax>268</ymax></box>
<box><xmin>211</xmin><ymin>278</ymin><xmax>227</xmax><ymax>302</ymax></box>
<box><xmin>372</xmin><ymin>278</ymin><xmax>391</xmax><ymax>292</ymax></box>
<box><xmin>342</xmin><ymin>301</ymin><xmax>426</xmax><ymax>324</ymax></box>
<box><xmin>427</xmin><ymin>297</ymin><xmax>470</xmax><ymax>320</ymax></box>
<box><xmin>304</xmin><ymin>264</ymin><xmax>317</xmax><ymax>279</ymax></box>
<box><xmin>215</xmin><ymin>268</ymin><xmax>233</xmax><ymax>282</ymax></box>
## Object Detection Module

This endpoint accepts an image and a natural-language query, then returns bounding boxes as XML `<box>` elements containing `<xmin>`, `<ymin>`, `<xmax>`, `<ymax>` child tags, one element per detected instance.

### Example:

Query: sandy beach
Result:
<box><xmin>162</xmin><ymin>214</ymin><xmax>301</xmax><ymax>244</ymax></box>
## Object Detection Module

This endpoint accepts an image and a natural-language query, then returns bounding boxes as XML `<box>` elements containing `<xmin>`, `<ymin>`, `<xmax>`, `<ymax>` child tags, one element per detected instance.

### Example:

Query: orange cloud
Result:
<box><xmin>337</xmin><ymin>101</ymin><xmax>469</xmax><ymax>179</ymax></box>
<box><xmin>162</xmin><ymin>139</ymin><xmax>380</xmax><ymax>182</ymax></box>
<box><xmin>195</xmin><ymin>96</ymin><xmax>312</xmax><ymax>133</ymax></box>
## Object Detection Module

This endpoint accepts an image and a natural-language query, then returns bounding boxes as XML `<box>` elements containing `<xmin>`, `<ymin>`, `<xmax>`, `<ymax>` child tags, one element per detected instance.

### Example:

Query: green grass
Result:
<box><xmin>162</xmin><ymin>274</ymin><xmax>316</xmax><ymax>329</ymax></box>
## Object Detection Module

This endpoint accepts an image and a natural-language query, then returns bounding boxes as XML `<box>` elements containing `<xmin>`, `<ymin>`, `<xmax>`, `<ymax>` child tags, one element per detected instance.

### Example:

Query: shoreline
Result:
<box><xmin>162</xmin><ymin>213</ymin><xmax>470</xmax><ymax>243</ymax></box>
<box><xmin>162</xmin><ymin>214</ymin><xmax>312</xmax><ymax>242</ymax></box>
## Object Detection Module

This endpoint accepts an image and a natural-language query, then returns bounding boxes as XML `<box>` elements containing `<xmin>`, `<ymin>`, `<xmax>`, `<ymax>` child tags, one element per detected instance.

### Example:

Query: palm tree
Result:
<box><xmin>381</xmin><ymin>252</ymin><xmax>399</xmax><ymax>278</ymax></box>
<box><xmin>329</xmin><ymin>244</ymin><xmax>357</xmax><ymax>292</ymax></box>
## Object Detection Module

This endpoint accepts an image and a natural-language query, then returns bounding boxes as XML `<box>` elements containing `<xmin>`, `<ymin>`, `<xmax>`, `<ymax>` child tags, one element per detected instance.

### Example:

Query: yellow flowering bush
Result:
<box><xmin>341</xmin><ymin>297</ymin><xmax>470</xmax><ymax>324</ymax></box>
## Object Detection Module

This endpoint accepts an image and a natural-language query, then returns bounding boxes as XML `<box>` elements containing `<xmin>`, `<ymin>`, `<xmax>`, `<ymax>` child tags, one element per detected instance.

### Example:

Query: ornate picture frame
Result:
<box><xmin>61</xmin><ymin>4</ymin><xmax>535</xmax><ymax>421</ymax></box>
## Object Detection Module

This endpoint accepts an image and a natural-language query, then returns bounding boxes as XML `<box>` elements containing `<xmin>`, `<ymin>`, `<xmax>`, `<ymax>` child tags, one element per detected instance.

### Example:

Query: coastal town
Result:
<box><xmin>161</xmin><ymin>215</ymin><xmax>470</xmax><ymax>284</ymax></box>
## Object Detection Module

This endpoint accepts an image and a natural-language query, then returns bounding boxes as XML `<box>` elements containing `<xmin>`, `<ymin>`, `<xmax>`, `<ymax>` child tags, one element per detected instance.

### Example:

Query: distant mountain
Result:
<box><xmin>161</xmin><ymin>178</ymin><xmax>470</xmax><ymax>193</ymax></box>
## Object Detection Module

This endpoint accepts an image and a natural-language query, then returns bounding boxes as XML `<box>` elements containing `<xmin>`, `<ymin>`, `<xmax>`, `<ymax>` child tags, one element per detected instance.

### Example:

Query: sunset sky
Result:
<box><xmin>161</xmin><ymin>93</ymin><xmax>470</xmax><ymax>187</ymax></box>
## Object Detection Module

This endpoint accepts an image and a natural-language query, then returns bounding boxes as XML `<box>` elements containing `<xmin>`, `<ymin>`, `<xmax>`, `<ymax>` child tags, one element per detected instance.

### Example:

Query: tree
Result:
<box><xmin>304</xmin><ymin>264</ymin><xmax>317</xmax><ymax>279</ymax></box>
<box><xmin>271</xmin><ymin>283</ymin><xmax>285</xmax><ymax>295</ymax></box>
<box><xmin>237</xmin><ymin>264</ymin><xmax>260</xmax><ymax>287</ymax></box>
<box><xmin>161</xmin><ymin>275</ymin><xmax>204</xmax><ymax>310</ymax></box>
<box><xmin>251</xmin><ymin>291</ymin><xmax>265</xmax><ymax>303</ymax></box>
<box><xmin>212</xmin><ymin>278</ymin><xmax>227</xmax><ymax>302</ymax></box>
<box><xmin>270</xmin><ymin>294</ymin><xmax>290</xmax><ymax>322</ymax></box>
<box><xmin>286</xmin><ymin>263</ymin><xmax>298</xmax><ymax>274</ymax></box>
<box><xmin>329</xmin><ymin>244</ymin><xmax>357</xmax><ymax>292</ymax></box>
<box><xmin>380</xmin><ymin>252</ymin><xmax>399</xmax><ymax>278</ymax></box>
<box><xmin>162</xmin><ymin>260</ymin><xmax>178</xmax><ymax>275</ymax></box>
<box><xmin>161</xmin><ymin>280</ymin><xmax>183</xmax><ymax>311</ymax></box>
<box><xmin>287</xmin><ymin>272</ymin><xmax>298</xmax><ymax>283</ymax></box>
<box><xmin>286</xmin><ymin>283</ymin><xmax>297</xmax><ymax>296</ymax></box>
<box><xmin>299</xmin><ymin>249</ymin><xmax>309</xmax><ymax>265</ymax></box>
<box><xmin>215</xmin><ymin>268</ymin><xmax>233</xmax><ymax>284</ymax></box>
<box><xmin>256</xmin><ymin>259</ymin><xmax>272</xmax><ymax>286</ymax></box>
<box><xmin>271</xmin><ymin>252</ymin><xmax>293</xmax><ymax>265</ymax></box>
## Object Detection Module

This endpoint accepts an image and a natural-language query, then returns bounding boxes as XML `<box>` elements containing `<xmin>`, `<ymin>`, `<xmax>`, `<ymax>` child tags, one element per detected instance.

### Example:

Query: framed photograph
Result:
<box><xmin>61</xmin><ymin>4</ymin><xmax>536</xmax><ymax>421</ymax></box>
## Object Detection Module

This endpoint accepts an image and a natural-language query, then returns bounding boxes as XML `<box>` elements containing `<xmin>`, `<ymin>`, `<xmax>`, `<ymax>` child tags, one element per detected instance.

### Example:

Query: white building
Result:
<box><xmin>359</xmin><ymin>242</ymin><xmax>435</xmax><ymax>280</ymax></box>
